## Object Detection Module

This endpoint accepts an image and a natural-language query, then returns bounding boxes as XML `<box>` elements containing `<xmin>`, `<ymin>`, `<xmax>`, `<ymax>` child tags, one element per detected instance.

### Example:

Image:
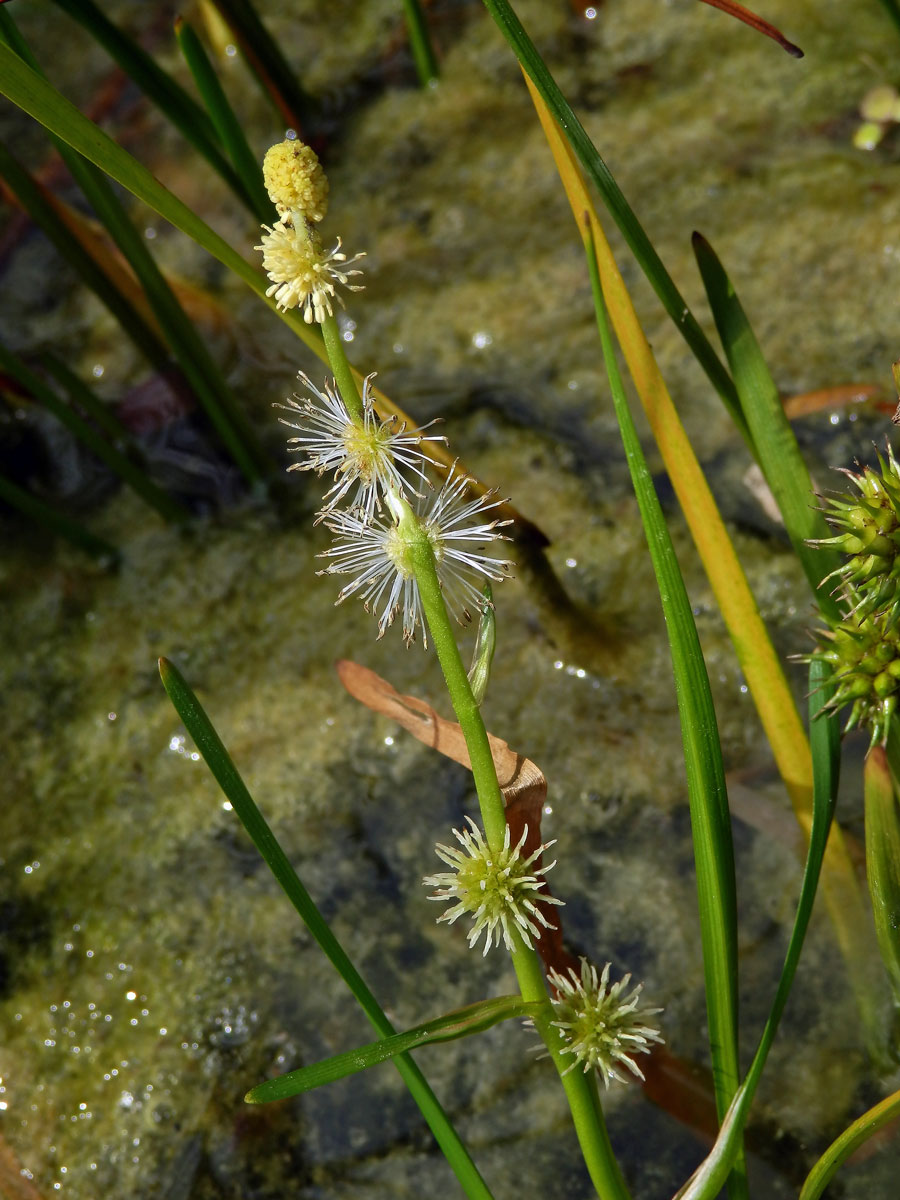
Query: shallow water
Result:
<box><xmin>2</xmin><ymin>1</ymin><xmax>900</xmax><ymax>1196</ymax></box>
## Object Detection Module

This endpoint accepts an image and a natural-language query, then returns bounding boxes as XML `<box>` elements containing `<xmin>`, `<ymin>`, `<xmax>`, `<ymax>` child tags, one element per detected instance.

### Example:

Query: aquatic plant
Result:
<box><xmin>4</xmin><ymin>3</ymin><xmax>900</xmax><ymax>1198</ymax></box>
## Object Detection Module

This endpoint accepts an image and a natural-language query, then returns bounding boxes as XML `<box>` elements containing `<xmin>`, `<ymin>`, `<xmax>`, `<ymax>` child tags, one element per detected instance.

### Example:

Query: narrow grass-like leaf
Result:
<box><xmin>0</xmin><ymin>469</ymin><xmax>119</xmax><ymax>563</ymax></box>
<box><xmin>46</xmin><ymin>0</ymin><xmax>255</xmax><ymax>211</ymax></box>
<box><xmin>0</xmin><ymin>36</ymin><xmax>539</xmax><ymax>534</ymax></box>
<box><xmin>157</xmin><ymin>658</ymin><xmax>495</xmax><ymax>1200</ymax></box>
<box><xmin>0</xmin><ymin>138</ymin><xmax>169</xmax><ymax>371</ymax></box>
<box><xmin>799</xmin><ymin>1085</ymin><xmax>900</xmax><ymax>1200</ymax></box>
<box><xmin>673</xmin><ymin>660</ymin><xmax>840</xmax><ymax>1200</ymax></box>
<box><xmin>174</xmin><ymin>16</ymin><xmax>273</xmax><ymax>223</ymax></box>
<box><xmin>524</xmin><ymin>75</ymin><xmax>809</xmax><ymax>813</ymax></box>
<box><xmin>587</xmin><ymin>234</ymin><xmax>742</xmax><ymax>1185</ymax></box>
<box><xmin>529</xmin><ymin>77</ymin><xmax>882</xmax><ymax>1045</ymax></box>
<box><xmin>209</xmin><ymin>0</ymin><xmax>314</xmax><ymax>130</ymax></box>
<box><xmin>692</xmin><ymin>232</ymin><xmax>842</xmax><ymax>622</ymax></box>
<box><xmin>402</xmin><ymin>0</ymin><xmax>440</xmax><ymax>87</ymax></box>
<box><xmin>0</xmin><ymin>342</ymin><xmax>188</xmax><ymax>525</ymax></box>
<box><xmin>480</xmin><ymin>0</ymin><xmax>743</xmax><ymax>430</ymax></box>
<box><xmin>42</xmin><ymin>353</ymin><xmax>145</xmax><ymax>458</ymax></box>
<box><xmin>864</xmin><ymin>745</ymin><xmax>900</xmax><ymax>1002</ymax></box>
<box><xmin>0</xmin><ymin>12</ymin><xmax>269</xmax><ymax>489</ymax></box>
<box><xmin>875</xmin><ymin>0</ymin><xmax>900</xmax><ymax>39</ymax></box>
<box><xmin>247</xmin><ymin>995</ymin><xmax>542</xmax><ymax>1103</ymax></box>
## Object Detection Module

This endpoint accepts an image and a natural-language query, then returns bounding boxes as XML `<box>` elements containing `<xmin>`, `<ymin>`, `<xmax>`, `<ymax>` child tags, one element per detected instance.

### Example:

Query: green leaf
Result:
<box><xmin>692</xmin><ymin>232</ymin><xmax>842</xmax><ymax>622</ymax></box>
<box><xmin>480</xmin><ymin>0</ymin><xmax>741</xmax><ymax>428</ymax></box>
<box><xmin>585</xmin><ymin>229</ymin><xmax>744</xmax><ymax>1194</ymax></box>
<box><xmin>401</xmin><ymin>0</ymin><xmax>440</xmax><ymax>87</ymax></box>
<box><xmin>0</xmin><ymin>137</ymin><xmax>169</xmax><ymax>371</ymax></box>
<box><xmin>0</xmin><ymin>13</ymin><xmax>269</xmax><ymax>488</ymax></box>
<box><xmin>175</xmin><ymin>16</ymin><xmax>274</xmax><ymax>223</ymax></box>
<box><xmin>673</xmin><ymin>659</ymin><xmax>840</xmax><ymax>1200</ymax></box>
<box><xmin>247</xmin><ymin>995</ymin><xmax>543</xmax><ymax>1103</ymax></box>
<box><xmin>0</xmin><ymin>469</ymin><xmax>119</xmax><ymax>563</ymax></box>
<box><xmin>0</xmin><ymin>341</ymin><xmax>188</xmax><ymax>525</ymax></box>
<box><xmin>208</xmin><ymin>0</ymin><xmax>315</xmax><ymax>130</ymax></box>
<box><xmin>864</xmin><ymin>743</ymin><xmax>900</xmax><ymax>1002</ymax></box>
<box><xmin>45</xmin><ymin>0</ymin><xmax>255</xmax><ymax>211</ymax></box>
<box><xmin>157</xmin><ymin>658</ymin><xmax>495</xmax><ymax>1200</ymax></box>
<box><xmin>799</xmin><ymin>1085</ymin><xmax>900</xmax><ymax>1200</ymax></box>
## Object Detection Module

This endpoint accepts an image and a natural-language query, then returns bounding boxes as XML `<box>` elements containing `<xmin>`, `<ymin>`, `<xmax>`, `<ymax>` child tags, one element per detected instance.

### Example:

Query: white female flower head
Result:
<box><xmin>547</xmin><ymin>958</ymin><xmax>663</xmax><ymax>1087</ymax></box>
<box><xmin>277</xmin><ymin>373</ymin><xmax>444</xmax><ymax>523</ymax></box>
<box><xmin>255</xmin><ymin>216</ymin><xmax>364</xmax><ymax>322</ymax></box>
<box><xmin>423</xmin><ymin>817</ymin><xmax>563</xmax><ymax>955</ymax></box>
<box><xmin>318</xmin><ymin>467</ymin><xmax>513</xmax><ymax>646</ymax></box>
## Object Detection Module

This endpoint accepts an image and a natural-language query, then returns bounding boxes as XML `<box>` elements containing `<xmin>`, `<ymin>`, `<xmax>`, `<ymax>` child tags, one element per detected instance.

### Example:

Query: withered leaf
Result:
<box><xmin>336</xmin><ymin>659</ymin><xmax>577</xmax><ymax>977</ymax></box>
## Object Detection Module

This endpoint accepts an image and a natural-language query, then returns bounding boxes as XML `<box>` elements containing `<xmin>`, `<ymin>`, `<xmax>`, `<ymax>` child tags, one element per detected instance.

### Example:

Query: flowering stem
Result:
<box><xmin>407</xmin><ymin>522</ymin><xmax>631</xmax><ymax>1200</ymax></box>
<box><xmin>320</xmin><ymin>312</ymin><xmax>364</xmax><ymax>423</ymax></box>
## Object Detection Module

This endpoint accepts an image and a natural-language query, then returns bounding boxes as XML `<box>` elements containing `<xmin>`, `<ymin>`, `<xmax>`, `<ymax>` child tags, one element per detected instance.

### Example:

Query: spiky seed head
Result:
<box><xmin>423</xmin><ymin>817</ymin><xmax>562</xmax><ymax>954</ymax></box>
<box><xmin>547</xmin><ymin>958</ymin><xmax>663</xmax><ymax>1087</ymax></box>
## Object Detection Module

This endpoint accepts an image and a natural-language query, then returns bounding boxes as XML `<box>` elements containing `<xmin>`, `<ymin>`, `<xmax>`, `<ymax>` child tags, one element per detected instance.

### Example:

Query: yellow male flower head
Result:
<box><xmin>262</xmin><ymin>138</ymin><xmax>329</xmax><ymax>222</ymax></box>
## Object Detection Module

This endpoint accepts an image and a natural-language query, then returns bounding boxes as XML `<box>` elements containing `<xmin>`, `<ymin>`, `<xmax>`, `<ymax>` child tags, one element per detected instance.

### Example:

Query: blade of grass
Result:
<box><xmin>402</xmin><ymin>0</ymin><xmax>440</xmax><ymax>87</ymax></box>
<box><xmin>0</xmin><ymin>342</ymin><xmax>188</xmax><ymax>524</ymax></box>
<box><xmin>208</xmin><ymin>0</ymin><xmax>315</xmax><ymax>131</ymax></box>
<box><xmin>525</xmin><ymin>74</ymin><xmax>812</xmax><ymax>814</ymax></box>
<box><xmin>247</xmin><ymin>995</ymin><xmax>542</xmax><ymax>1103</ymax></box>
<box><xmin>174</xmin><ymin>16</ymin><xmax>273</xmax><ymax>223</ymax></box>
<box><xmin>480</xmin><ymin>0</ymin><xmax>745</xmax><ymax>436</ymax></box>
<box><xmin>864</xmin><ymin>744</ymin><xmax>900</xmax><ymax>1002</ymax></box>
<box><xmin>526</xmin><ymin>73</ymin><xmax>881</xmax><ymax>1054</ymax></box>
<box><xmin>673</xmin><ymin>660</ymin><xmax>840</xmax><ymax>1200</ymax></box>
<box><xmin>46</xmin><ymin>0</ymin><xmax>256</xmax><ymax>212</ymax></box>
<box><xmin>875</xmin><ymin>0</ymin><xmax>900</xmax><ymax>39</ymax></box>
<box><xmin>587</xmin><ymin>231</ymin><xmax>744</xmax><ymax>1193</ymax></box>
<box><xmin>692</xmin><ymin>233</ymin><xmax>842</xmax><ymax>622</ymax></box>
<box><xmin>42</xmin><ymin>353</ymin><xmax>145</xmax><ymax>458</ymax></box>
<box><xmin>799</xmin><ymin>1085</ymin><xmax>900</xmax><ymax>1200</ymax></box>
<box><xmin>0</xmin><ymin>138</ymin><xmax>170</xmax><ymax>371</ymax></box>
<box><xmin>157</xmin><ymin>657</ymin><xmax>496</xmax><ymax>1200</ymax></box>
<box><xmin>0</xmin><ymin>11</ymin><xmax>269</xmax><ymax>489</ymax></box>
<box><xmin>0</xmin><ymin>37</ymin><xmax>545</xmax><ymax>536</ymax></box>
<box><xmin>0</xmin><ymin>469</ymin><xmax>119</xmax><ymax>562</ymax></box>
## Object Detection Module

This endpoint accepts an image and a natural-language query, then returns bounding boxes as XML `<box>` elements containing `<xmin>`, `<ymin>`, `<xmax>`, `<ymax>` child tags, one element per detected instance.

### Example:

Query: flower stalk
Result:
<box><xmin>320</xmin><ymin>310</ymin><xmax>364</xmax><ymax>421</ymax></box>
<box><xmin>404</xmin><ymin>505</ymin><xmax>631</xmax><ymax>1200</ymax></box>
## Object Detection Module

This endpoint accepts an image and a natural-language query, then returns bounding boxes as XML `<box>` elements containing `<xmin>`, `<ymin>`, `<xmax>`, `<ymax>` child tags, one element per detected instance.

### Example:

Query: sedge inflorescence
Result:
<box><xmin>423</xmin><ymin>817</ymin><xmax>563</xmax><ymax>955</ymax></box>
<box><xmin>806</xmin><ymin>443</ymin><xmax>900</xmax><ymax>745</ymax></box>
<box><xmin>256</xmin><ymin>137</ymin><xmax>513</xmax><ymax>645</ymax></box>
<box><xmin>547</xmin><ymin>958</ymin><xmax>663</xmax><ymax>1087</ymax></box>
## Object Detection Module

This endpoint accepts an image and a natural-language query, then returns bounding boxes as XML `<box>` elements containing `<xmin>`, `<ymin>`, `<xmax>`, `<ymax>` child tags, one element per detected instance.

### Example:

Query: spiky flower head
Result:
<box><xmin>547</xmin><ymin>958</ymin><xmax>663</xmax><ymax>1087</ymax></box>
<box><xmin>802</xmin><ymin>607</ymin><xmax>900</xmax><ymax>747</ymax></box>
<box><xmin>263</xmin><ymin>137</ymin><xmax>329</xmax><ymax>222</ymax></box>
<box><xmin>318</xmin><ymin>469</ymin><xmax>513</xmax><ymax>646</ymax></box>
<box><xmin>255</xmin><ymin>217</ymin><xmax>364</xmax><ymax>322</ymax></box>
<box><xmin>277</xmin><ymin>373</ymin><xmax>444</xmax><ymax>523</ymax></box>
<box><xmin>423</xmin><ymin>816</ymin><xmax>563</xmax><ymax>955</ymax></box>
<box><xmin>812</xmin><ymin>444</ymin><xmax>900</xmax><ymax>624</ymax></box>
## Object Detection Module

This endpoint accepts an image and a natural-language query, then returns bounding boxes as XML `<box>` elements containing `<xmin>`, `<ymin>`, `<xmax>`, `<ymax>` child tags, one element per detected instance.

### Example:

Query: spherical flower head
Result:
<box><xmin>802</xmin><ymin>607</ymin><xmax>900</xmax><ymax>747</ymax></box>
<box><xmin>255</xmin><ymin>217</ymin><xmax>364</xmax><ymax>323</ymax></box>
<box><xmin>318</xmin><ymin>467</ymin><xmax>513</xmax><ymax>646</ymax></box>
<box><xmin>263</xmin><ymin>138</ymin><xmax>329</xmax><ymax>221</ymax></box>
<box><xmin>277</xmin><ymin>373</ymin><xmax>444</xmax><ymax>523</ymax></box>
<box><xmin>811</xmin><ymin>447</ymin><xmax>900</xmax><ymax>624</ymax></box>
<box><xmin>423</xmin><ymin>817</ymin><xmax>563</xmax><ymax>955</ymax></box>
<box><xmin>548</xmin><ymin>958</ymin><xmax>663</xmax><ymax>1087</ymax></box>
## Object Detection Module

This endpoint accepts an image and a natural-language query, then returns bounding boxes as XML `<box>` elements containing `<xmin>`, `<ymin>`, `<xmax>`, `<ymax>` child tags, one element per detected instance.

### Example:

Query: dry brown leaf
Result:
<box><xmin>336</xmin><ymin>659</ymin><xmax>577</xmax><ymax>977</ymax></box>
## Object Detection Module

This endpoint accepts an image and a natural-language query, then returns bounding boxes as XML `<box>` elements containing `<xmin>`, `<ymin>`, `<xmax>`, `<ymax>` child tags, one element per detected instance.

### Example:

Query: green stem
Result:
<box><xmin>321</xmin><ymin>312</ymin><xmax>364</xmax><ymax>423</ymax></box>
<box><xmin>406</xmin><ymin>518</ymin><xmax>631</xmax><ymax>1200</ymax></box>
